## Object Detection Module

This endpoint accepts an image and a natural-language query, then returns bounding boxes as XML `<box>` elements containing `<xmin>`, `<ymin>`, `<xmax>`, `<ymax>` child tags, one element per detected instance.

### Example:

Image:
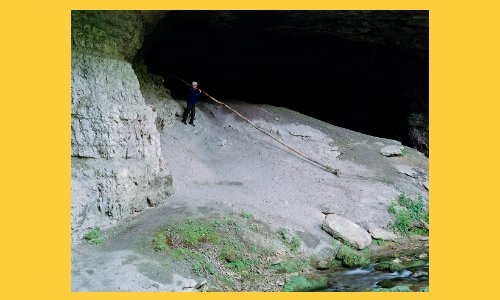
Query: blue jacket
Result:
<box><xmin>187</xmin><ymin>86</ymin><xmax>202</xmax><ymax>105</ymax></box>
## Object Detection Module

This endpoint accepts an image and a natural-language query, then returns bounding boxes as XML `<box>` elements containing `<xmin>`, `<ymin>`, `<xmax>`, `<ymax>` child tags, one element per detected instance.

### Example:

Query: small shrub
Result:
<box><xmin>388</xmin><ymin>193</ymin><xmax>429</xmax><ymax>236</ymax></box>
<box><xmin>83</xmin><ymin>227</ymin><xmax>106</xmax><ymax>245</ymax></box>
<box><xmin>152</xmin><ymin>232</ymin><xmax>168</xmax><ymax>251</ymax></box>
<box><xmin>220</xmin><ymin>243</ymin><xmax>243</xmax><ymax>262</ymax></box>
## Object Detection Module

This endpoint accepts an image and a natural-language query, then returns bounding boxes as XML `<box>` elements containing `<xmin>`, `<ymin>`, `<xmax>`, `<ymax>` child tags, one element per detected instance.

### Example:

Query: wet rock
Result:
<box><xmin>412</xmin><ymin>270</ymin><xmax>428</xmax><ymax>278</ymax></box>
<box><xmin>374</xmin><ymin>260</ymin><xmax>404</xmax><ymax>272</ymax></box>
<box><xmin>315</xmin><ymin>259</ymin><xmax>332</xmax><ymax>270</ymax></box>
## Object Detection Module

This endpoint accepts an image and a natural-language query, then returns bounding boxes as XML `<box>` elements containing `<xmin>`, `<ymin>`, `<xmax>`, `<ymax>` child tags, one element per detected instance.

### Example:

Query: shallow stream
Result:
<box><xmin>317</xmin><ymin>260</ymin><xmax>429</xmax><ymax>292</ymax></box>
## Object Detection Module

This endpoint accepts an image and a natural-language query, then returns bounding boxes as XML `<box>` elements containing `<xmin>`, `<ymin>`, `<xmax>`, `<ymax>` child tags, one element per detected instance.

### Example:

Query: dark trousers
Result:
<box><xmin>182</xmin><ymin>102</ymin><xmax>196</xmax><ymax>124</ymax></box>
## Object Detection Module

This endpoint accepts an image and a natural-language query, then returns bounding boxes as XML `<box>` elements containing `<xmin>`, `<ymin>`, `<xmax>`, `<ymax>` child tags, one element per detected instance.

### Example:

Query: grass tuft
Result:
<box><xmin>278</xmin><ymin>228</ymin><xmax>302</xmax><ymax>252</ymax></box>
<box><xmin>83</xmin><ymin>227</ymin><xmax>106</xmax><ymax>245</ymax></box>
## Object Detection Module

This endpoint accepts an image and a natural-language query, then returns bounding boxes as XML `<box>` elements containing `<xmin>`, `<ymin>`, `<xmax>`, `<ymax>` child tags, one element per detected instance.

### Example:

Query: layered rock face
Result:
<box><xmin>71</xmin><ymin>11</ymin><xmax>173</xmax><ymax>242</ymax></box>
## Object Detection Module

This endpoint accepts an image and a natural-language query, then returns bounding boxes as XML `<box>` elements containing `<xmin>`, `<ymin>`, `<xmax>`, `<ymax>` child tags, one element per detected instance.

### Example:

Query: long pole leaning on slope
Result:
<box><xmin>171</xmin><ymin>75</ymin><xmax>339</xmax><ymax>176</ymax></box>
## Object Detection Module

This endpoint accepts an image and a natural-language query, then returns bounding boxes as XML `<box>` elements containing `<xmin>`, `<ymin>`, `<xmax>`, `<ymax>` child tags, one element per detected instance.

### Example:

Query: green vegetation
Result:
<box><xmin>171</xmin><ymin>219</ymin><xmax>221</xmax><ymax>247</ymax></box>
<box><xmin>151</xmin><ymin>211</ymin><xmax>429</xmax><ymax>291</ymax></box>
<box><xmin>374</xmin><ymin>260</ymin><xmax>405</xmax><ymax>272</ymax></box>
<box><xmin>83</xmin><ymin>227</ymin><xmax>106</xmax><ymax>245</ymax></box>
<box><xmin>283</xmin><ymin>275</ymin><xmax>328</xmax><ymax>292</ymax></box>
<box><xmin>372</xmin><ymin>239</ymin><xmax>391</xmax><ymax>246</ymax></box>
<box><xmin>227</xmin><ymin>258</ymin><xmax>258</xmax><ymax>272</ymax></box>
<box><xmin>151</xmin><ymin>214</ymin><xmax>336</xmax><ymax>290</ymax></box>
<box><xmin>239</xmin><ymin>210</ymin><xmax>253</xmax><ymax>219</ymax></box>
<box><xmin>328</xmin><ymin>238</ymin><xmax>371</xmax><ymax>268</ymax></box>
<box><xmin>152</xmin><ymin>218</ymin><xmax>226</xmax><ymax>274</ymax></box>
<box><xmin>335</xmin><ymin>244</ymin><xmax>370</xmax><ymax>268</ymax></box>
<box><xmin>171</xmin><ymin>247</ymin><xmax>214</xmax><ymax>274</ymax></box>
<box><xmin>271</xmin><ymin>259</ymin><xmax>308</xmax><ymax>273</ymax></box>
<box><xmin>388</xmin><ymin>193</ymin><xmax>429</xmax><ymax>236</ymax></box>
<box><xmin>278</xmin><ymin>228</ymin><xmax>302</xmax><ymax>252</ymax></box>
<box><xmin>152</xmin><ymin>231</ymin><xmax>168</xmax><ymax>251</ymax></box>
<box><xmin>220</xmin><ymin>242</ymin><xmax>242</xmax><ymax>262</ymax></box>
<box><xmin>406</xmin><ymin>260</ymin><xmax>427</xmax><ymax>271</ymax></box>
<box><xmin>152</xmin><ymin>214</ymin><xmax>317</xmax><ymax>288</ymax></box>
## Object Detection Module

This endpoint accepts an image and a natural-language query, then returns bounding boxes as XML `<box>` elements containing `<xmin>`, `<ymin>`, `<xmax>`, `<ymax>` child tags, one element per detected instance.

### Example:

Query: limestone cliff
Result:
<box><xmin>71</xmin><ymin>11</ymin><xmax>173</xmax><ymax>243</ymax></box>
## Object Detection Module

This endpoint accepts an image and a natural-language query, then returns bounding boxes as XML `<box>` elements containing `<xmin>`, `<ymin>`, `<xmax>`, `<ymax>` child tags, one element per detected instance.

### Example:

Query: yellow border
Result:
<box><xmin>3</xmin><ymin>0</ymin><xmax>499</xmax><ymax>299</ymax></box>
<box><xmin>68</xmin><ymin>1</ymin><xmax>431</xmax><ymax>10</ymax></box>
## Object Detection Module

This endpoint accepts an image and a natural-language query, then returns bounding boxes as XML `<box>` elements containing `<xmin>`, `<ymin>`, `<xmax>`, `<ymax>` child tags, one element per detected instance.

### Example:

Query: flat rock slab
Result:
<box><xmin>395</xmin><ymin>164</ymin><xmax>418</xmax><ymax>177</ymax></box>
<box><xmin>369</xmin><ymin>227</ymin><xmax>399</xmax><ymax>241</ymax></box>
<box><xmin>322</xmin><ymin>214</ymin><xmax>372</xmax><ymax>249</ymax></box>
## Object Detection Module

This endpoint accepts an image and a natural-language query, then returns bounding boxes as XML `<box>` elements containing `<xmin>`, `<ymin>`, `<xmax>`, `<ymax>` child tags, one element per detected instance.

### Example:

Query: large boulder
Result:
<box><xmin>322</xmin><ymin>214</ymin><xmax>372</xmax><ymax>250</ymax></box>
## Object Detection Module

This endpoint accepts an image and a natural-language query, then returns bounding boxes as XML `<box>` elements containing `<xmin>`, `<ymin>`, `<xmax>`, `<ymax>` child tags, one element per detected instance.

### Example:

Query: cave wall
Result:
<box><xmin>71</xmin><ymin>11</ymin><xmax>173</xmax><ymax>243</ymax></box>
<box><xmin>144</xmin><ymin>11</ymin><xmax>429</xmax><ymax>156</ymax></box>
<box><xmin>134</xmin><ymin>58</ymin><xmax>184</xmax><ymax>131</ymax></box>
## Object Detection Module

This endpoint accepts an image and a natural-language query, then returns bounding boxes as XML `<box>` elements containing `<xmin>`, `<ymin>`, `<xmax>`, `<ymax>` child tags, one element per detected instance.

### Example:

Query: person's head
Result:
<box><xmin>192</xmin><ymin>81</ymin><xmax>198</xmax><ymax>88</ymax></box>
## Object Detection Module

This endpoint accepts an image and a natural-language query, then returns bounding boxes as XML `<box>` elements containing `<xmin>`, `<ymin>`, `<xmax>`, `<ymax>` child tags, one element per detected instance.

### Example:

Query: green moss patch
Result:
<box><xmin>335</xmin><ymin>245</ymin><xmax>370</xmax><ymax>268</ymax></box>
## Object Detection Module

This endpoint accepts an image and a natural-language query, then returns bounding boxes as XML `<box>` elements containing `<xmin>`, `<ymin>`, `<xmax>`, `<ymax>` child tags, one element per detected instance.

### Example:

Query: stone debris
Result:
<box><xmin>380</xmin><ymin>145</ymin><xmax>404</xmax><ymax>156</ymax></box>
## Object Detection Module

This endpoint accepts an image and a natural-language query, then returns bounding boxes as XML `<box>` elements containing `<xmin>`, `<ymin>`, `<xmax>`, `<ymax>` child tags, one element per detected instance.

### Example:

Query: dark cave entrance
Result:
<box><xmin>142</xmin><ymin>11</ymin><xmax>428</xmax><ymax>149</ymax></box>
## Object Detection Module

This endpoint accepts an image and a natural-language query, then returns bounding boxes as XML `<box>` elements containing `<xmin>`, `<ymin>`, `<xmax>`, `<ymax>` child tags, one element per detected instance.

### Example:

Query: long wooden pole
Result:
<box><xmin>171</xmin><ymin>75</ymin><xmax>339</xmax><ymax>176</ymax></box>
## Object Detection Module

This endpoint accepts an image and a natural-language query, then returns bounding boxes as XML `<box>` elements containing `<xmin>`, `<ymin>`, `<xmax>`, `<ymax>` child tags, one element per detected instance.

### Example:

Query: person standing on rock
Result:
<box><xmin>182</xmin><ymin>81</ymin><xmax>202</xmax><ymax>126</ymax></box>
